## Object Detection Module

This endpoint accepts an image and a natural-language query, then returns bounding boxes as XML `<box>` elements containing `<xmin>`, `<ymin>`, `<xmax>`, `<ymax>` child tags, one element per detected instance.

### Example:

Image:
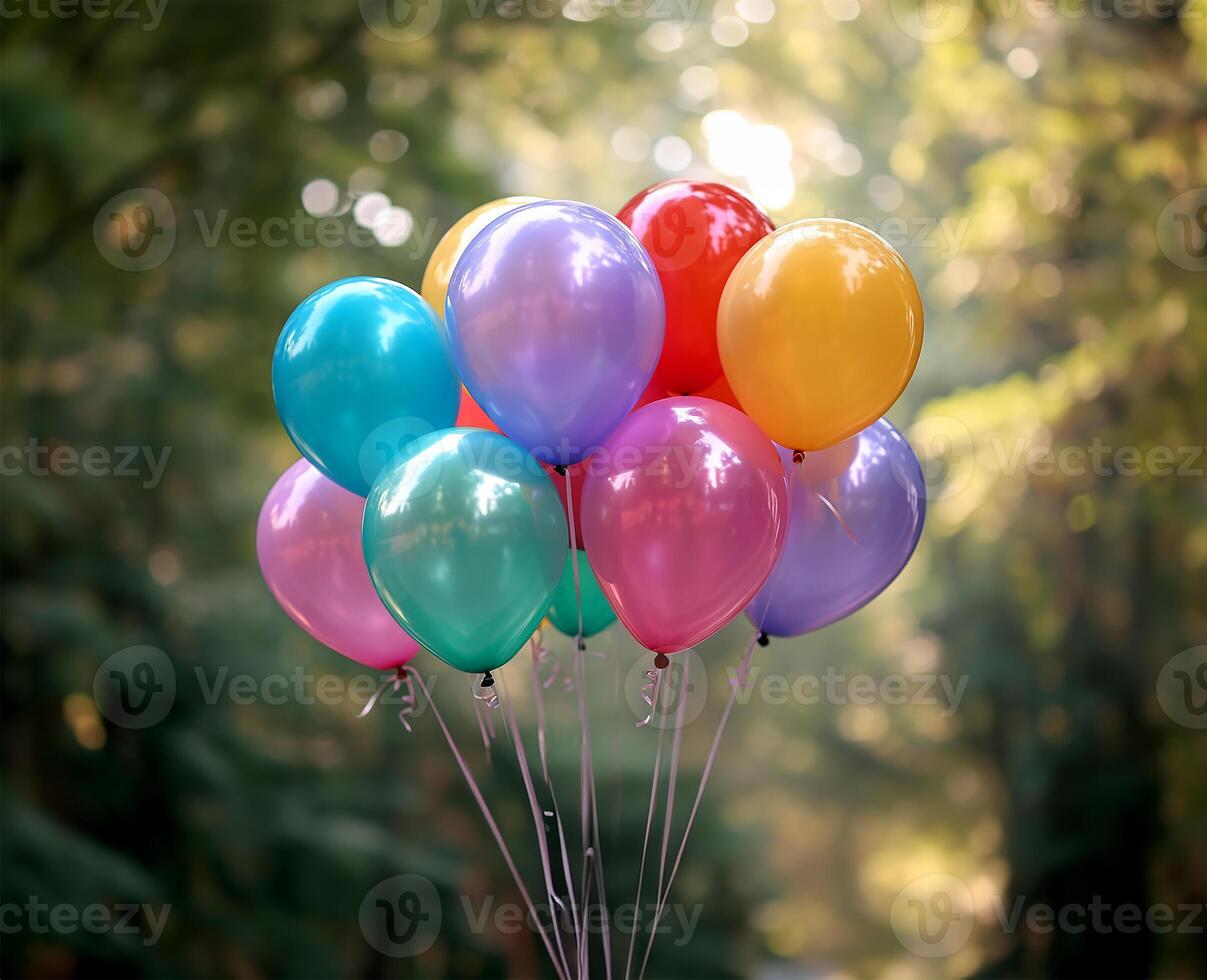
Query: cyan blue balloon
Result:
<box><xmin>273</xmin><ymin>277</ymin><xmax>459</xmax><ymax>496</ymax></box>
<box><xmin>747</xmin><ymin>419</ymin><xmax>925</xmax><ymax>637</ymax></box>
<box><xmin>363</xmin><ymin>428</ymin><xmax>568</xmax><ymax>675</ymax></box>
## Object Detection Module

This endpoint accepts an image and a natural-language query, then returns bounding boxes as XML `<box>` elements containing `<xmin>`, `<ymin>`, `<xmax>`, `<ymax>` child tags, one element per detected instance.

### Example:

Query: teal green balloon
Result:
<box><xmin>547</xmin><ymin>549</ymin><xmax>617</xmax><ymax>639</ymax></box>
<box><xmin>362</xmin><ymin>428</ymin><xmax>568</xmax><ymax>674</ymax></box>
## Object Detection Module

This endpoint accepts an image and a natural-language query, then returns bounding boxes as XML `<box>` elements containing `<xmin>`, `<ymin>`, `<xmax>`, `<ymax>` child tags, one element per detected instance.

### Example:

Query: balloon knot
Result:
<box><xmin>792</xmin><ymin>450</ymin><xmax>806</xmax><ymax>464</ymax></box>
<box><xmin>481</xmin><ymin>671</ymin><xmax>495</xmax><ymax>688</ymax></box>
<box><xmin>757</xmin><ymin>632</ymin><xmax>770</xmax><ymax>648</ymax></box>
<box><xmin>553</xmin><ymin>464</ymin><xmax>567</xmax><ymax>476</ymax></box>
<box><xmin>577</xmin><ymin>639</ymin><xmax>587</xmax><ymax>652</ymax></box>
<box><xmin>653</xmin><ymin>652</ymin><xmax>670</xmax><ymax>670</ymax></box>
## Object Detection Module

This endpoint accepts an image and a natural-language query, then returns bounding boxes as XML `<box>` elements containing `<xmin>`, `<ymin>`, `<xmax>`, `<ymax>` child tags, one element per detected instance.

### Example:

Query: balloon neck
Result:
<box><xmin>653</xmin><ymin>652</ymin><xmax>670</xmax><ymax>670</ymax></box>
<box><xmin>553</xmin><ymin>464</ymin><xmax>568</xmax><ymax>476</ymax></box>
<box><xmin>757</xmin><ymin>632</ymin><xmax>770</xmax><ymax>648</ymax></box>
<box><xmin>577</xmin><ymin>639</ymin><xmax>587</xmax><ymax>652</ymax></box>
<box><xmin>480</xmin><ymin>671</ymin><xmax>495</xmax><ymax>688</ymax></box>
<box><xmin>792</xmin><ymin>450</ymin><xmax>806</xmax><ymax>464</ymax></box>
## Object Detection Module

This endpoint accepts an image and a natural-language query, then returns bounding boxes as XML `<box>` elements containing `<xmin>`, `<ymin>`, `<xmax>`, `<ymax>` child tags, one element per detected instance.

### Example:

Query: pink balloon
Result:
<box><xmin>257</xmin><ymin>459</ymin><xmax>420</xmax><ymax>671</ymax></box>
<box><xmin>581</xmin><ymin>397</ymin><xmax>788</xmax><ymax>654</ymax></box>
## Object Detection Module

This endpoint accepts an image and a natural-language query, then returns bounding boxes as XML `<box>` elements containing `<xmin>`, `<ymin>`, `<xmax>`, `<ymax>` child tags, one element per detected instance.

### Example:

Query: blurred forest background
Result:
<box><xmin>2</xmin><ymin>0</ymin><xmax>1205</xmax><ymax>977</ymax></box>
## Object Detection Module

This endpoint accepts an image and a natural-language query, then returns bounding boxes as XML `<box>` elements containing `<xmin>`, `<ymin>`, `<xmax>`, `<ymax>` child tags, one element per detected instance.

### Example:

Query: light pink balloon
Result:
<box><xmin>257</xmin><ymin>459</ymin><xmax>420</xmax><ymax>671</ymax></box>
<box><xmin>581</xmin><ymin>397</ymin><xmax>788</xmax><ymax>654</ymax></box>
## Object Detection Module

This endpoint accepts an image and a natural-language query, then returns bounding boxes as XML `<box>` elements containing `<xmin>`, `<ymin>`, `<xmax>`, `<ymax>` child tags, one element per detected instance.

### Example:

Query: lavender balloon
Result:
<box><xmin>444</xmin><ymin>201</ymin><xmax>664</xmax><ymax>465</ymax></box>
<box><xmin>747</xmin><ymin>419</ymin><xmax>925</xmax><ymax>637</ymax></box>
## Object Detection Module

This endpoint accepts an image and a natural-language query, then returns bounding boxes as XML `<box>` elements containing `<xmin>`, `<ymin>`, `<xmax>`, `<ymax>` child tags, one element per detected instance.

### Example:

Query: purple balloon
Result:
<box><xmin>746</xmin><ymin>419</ymin><xmax>925</xmax><ymax>637</ymax></box>
<box><xmin>444</xmin><ymin>200</ymin><xmax>665</xmax><ymax>465</ymax></box>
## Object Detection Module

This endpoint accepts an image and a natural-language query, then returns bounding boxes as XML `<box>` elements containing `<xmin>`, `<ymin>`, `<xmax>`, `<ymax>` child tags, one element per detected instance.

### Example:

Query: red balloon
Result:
<box><xmin>581</xmin><ymin>397</ymin><xmax>789</xmax><ymax>654</ymax></box>
<box><xmin>618</xmin><ymin>180</ymin><xmax>773</xmax><ymax>396</ymax></box>
<box><xmin>456</xmin><ymin>386</ymin><xmax>500</xmax><ymax>433</ymax></box>
<box><xmin>633</xmin><ymin>376</ymin><xmax>671</xmax><ymax>412</ymax></box>
<box><xmin>696</xmin><ymin>370</ymin><xmax>744</xmax><ymax>412</ymax></box>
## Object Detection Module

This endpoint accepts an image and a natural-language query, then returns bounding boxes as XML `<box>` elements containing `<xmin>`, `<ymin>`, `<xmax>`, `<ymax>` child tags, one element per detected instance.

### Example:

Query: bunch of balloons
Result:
<box><xmin>258</xmin><ymin>182</ymin><xmax>926</xmax><ymax>683</ymax></box>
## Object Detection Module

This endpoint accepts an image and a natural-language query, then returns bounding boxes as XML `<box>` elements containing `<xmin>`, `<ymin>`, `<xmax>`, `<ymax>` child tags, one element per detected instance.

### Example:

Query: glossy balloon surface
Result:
<box><xmin>547</xmin><ymin>549</ymin><xmax>617</xmax><ymax>639</ymax></box>
<box><xmin>421</xmin><ymin>196</ymin><xmax>542</xmax><ymax>315</ymax></box>
<box><xmin>581</xmin><ymin>397</ymin><xmax>788</xmax><ymax>654</ymax></box>
<box><xmin>272</xmin><ymin>277</ymin><xmax>459</xmax><ymax>496</ymax></box>
<box><xmin>445</xmin><ymin>201</ymin><xmax>664</xmax><ymax>465</ymax></box>
<box><xmin>619</xmin><ymin>180</ymin><xmax>772</xmax><ymax>395</ymax></box>
<box><xmin>257</xmin><ymin>459</ymin><xmax>420</xmax><ymax>670</ymax></box>
<box><xmin>362</xmin><ymin>429</ymin><xmax>568</xmax><ymax>674</ymax></box>
<box><xmin>747</xmin><ymin>420</ymin><xmax>925</xmax><ymax>637</ymax></box>
<box><xmin>718</xmin><ymin>219</ymin><xmax>923</xmax><ymax>451</ymax></box>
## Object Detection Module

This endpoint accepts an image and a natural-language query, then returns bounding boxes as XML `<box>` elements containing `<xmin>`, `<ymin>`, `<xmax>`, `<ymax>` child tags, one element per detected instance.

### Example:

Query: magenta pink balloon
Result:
<box><xmin>581</xmin><ymin>397</ymin><xmax>789</xmax><ymax>654</ymax></box>
<box><xmin>257</xmin><ymin>459</ymin><xmax>420</xmax><ymax>671</ymax></box>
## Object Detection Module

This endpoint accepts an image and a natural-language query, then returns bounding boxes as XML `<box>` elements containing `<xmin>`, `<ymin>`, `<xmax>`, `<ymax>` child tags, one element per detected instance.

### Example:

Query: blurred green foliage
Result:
<box><xmin>2</xmin><ymin>1</ymin><xmax>1205</xmax><ymax>978</ymax></box>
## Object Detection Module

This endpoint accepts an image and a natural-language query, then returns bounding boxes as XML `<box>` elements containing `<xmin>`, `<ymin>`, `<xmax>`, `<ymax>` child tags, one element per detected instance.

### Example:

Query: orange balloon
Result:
<box><xmin>717</xmin><ymin>219</ymin><xmax>923</xmax><ymax>451</ymax></box>
<box><xmin>421</xmin><ymin>196</ymin><xmax>542</xmax><ymax>316</ymax></box>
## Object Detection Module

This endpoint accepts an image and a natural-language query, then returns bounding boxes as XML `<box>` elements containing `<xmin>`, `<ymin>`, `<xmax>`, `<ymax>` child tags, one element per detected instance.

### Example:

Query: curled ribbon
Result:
<box><xmin>532</xmin><ymin>629</ymin><xmax>575</xmax><ymax>694</ymax></box>
<box><xmin>356</xmin><ymin>666</ymin><xmax>417</xmax><ymax>732</ymax></box>
<box><xmin>635</xmin><ymin>665</ymin><xmax>662</xmax><ymax>729</ymax></box>
<box><xmin>474</xmin><ymin>675</ymin><xmax>501</xmax><ymax>710</ymax></box>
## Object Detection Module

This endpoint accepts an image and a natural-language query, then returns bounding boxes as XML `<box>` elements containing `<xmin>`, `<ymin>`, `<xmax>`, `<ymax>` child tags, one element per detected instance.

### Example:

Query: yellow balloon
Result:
<box><xmin>420</xmin><ymin>196</ymin><xmax>542</xmax><ymax>316</ymax></box>
<box><xmin>717</xmin><ymin>218</ymin><xmax>923</xmax><ymax>451</ymax></box>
